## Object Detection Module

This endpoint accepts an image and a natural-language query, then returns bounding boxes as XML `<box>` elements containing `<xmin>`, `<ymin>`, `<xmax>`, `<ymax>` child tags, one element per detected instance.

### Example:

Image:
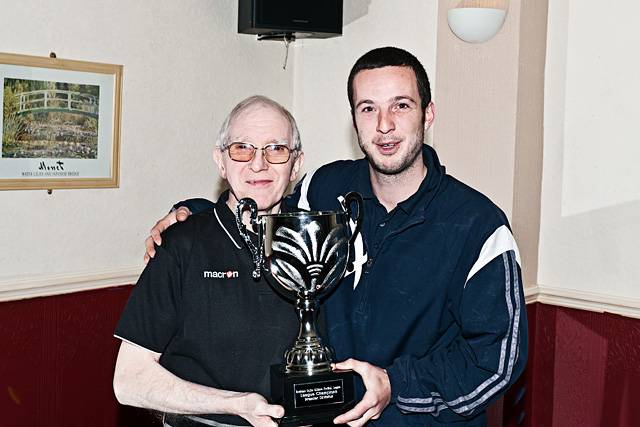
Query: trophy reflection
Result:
<box><xmin>236</xmin><ymin>192</ymin><xmax>363</xmax><ymax>426</ymax></box>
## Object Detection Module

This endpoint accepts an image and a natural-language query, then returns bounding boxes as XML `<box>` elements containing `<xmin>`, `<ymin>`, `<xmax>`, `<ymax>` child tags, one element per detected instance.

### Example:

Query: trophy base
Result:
<box><xmin>270</xmin><ymin>365</ymin><xmax>356</xmax><ymax>426</ymax></box>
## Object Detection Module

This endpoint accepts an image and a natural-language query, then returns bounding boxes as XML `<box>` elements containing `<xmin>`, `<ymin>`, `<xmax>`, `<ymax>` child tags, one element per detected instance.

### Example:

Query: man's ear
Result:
<box><xmin>290</xmin><ymin>151</ymin><xmax>305</xmax><ymax>182</ymax></box>
<box><xmin>424</xmin><ymin>101</ymin><xmax>435</xmax><ymax>130</ymax></box>
<box><xmin>213</xmin><ymin>148</ymin><xmax>227</xmax><ymax>179</ymax></box>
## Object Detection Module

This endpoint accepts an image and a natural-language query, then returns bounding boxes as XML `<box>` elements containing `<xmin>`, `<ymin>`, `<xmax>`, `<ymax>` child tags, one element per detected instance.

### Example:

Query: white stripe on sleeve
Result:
<box><xmin>296</xmin><ymin>169</ymin><xmax>317</xmax><ymax>211</ymax></box>
<box><xmin>465</xmin><ymin>225</ymin><xmax>521</xmax><ymax>287</ymax></box>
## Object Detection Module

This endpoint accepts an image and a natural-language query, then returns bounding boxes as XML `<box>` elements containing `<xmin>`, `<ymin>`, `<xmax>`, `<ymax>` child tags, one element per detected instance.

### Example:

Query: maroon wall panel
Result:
<box><xmin>528</xmin><ymin>303</ymin><xmax>556</xmax><ymax>427</ymax></box>
<box><xmin>3</xmin><ymin>285</ymin><xmax>640</xmax><ymax>427</ymax></box>
<box><xmin>527</xmin><ymin>304</ymin><xmax>640</xmax><ymax>427</ymax></box>
<box><xmin>1</xmin><ymin>285</ymin><xmax>157</xmax><ymax>427</ymax></box>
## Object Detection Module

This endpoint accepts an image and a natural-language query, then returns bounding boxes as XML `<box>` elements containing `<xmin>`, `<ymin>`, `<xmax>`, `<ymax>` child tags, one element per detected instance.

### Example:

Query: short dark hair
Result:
<box><xmin>347</xmin><ymin>47</ymin><xmax>431</xmax><ymax>116</ymax></box>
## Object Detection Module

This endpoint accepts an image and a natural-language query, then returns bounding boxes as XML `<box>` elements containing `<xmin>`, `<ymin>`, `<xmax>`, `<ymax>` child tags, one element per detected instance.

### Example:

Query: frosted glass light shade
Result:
<box><xmin>447</xmin><ymin>7</ymin><xmax>507</xmax><ymax>43</ymax></box>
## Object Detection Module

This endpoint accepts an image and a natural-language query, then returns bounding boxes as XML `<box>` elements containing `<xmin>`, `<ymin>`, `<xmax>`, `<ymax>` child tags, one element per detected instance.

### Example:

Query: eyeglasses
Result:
<box><xmin>223</xmin><ymin>142</ymin><xmax>295</xmax><ymax>164</ymax></box>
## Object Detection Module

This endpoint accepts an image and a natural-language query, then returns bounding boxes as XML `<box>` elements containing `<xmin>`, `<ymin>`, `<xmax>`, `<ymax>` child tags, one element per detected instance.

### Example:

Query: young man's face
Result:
<box><xmin>352</xmin><ymin>66</ymin><xmax>434</xmax><ymax>175</ymax></box>
<box><xmin>214</xmin><ymin>104</ymin><xmax>303</xmax><ymax>214</ymax></box>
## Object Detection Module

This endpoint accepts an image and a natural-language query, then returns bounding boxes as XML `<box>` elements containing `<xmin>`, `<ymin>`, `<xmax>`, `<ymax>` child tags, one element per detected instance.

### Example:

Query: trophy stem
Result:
<box><xmin>284</xmin><ymin>297</ymin><xmax>334</xmax><ymax>375</ymax></box>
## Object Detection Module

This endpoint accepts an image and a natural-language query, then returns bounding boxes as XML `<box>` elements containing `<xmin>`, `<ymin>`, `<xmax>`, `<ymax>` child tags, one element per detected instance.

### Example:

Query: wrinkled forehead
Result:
<box><xmin>228</xmin><ymin>103</ymin><xmax>292</xmax><ymax>144</ymax></box>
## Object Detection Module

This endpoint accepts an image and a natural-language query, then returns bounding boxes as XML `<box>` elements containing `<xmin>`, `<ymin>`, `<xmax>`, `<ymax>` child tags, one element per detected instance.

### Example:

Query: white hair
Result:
<box><xmin>215</xmin><ymin>95</ymin><xmax>302</xmax><ymax>151</ymax></box>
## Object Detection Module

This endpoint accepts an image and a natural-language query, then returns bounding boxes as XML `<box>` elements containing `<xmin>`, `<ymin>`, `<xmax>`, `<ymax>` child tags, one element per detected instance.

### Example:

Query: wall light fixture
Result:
<box><xmin>447</xmin><ymin>0</ymin><xmax>509</xmax><ymax>43</ymax></box>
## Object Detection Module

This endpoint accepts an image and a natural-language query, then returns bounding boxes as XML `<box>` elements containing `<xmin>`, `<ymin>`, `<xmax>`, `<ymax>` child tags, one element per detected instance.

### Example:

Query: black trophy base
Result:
<box><xmin>270</xmin><ymin>365</ymin><xmax>356</xmax><ymax>426</ymax></box>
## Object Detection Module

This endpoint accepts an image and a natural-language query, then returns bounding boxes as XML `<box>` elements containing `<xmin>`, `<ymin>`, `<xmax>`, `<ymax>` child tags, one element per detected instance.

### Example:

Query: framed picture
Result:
<box><xmin>0</xmin><ymin>52</ymin><xmax>122</xmax><ymax>190</ymax></box>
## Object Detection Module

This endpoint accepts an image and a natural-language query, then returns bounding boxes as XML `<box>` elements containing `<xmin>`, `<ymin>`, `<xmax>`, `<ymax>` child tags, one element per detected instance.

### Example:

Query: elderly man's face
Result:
<box><xmin>214</xmin><ymin>104</ymin><xmax>303</xmax><ymax>214</ymax></box>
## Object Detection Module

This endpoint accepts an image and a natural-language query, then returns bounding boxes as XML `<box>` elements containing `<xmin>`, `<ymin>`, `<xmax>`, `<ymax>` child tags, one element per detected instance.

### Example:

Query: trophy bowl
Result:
<box><xmin>236</xmin><ymin>192</ymin><xmax>363</xmax><ymax>426</ymax></box>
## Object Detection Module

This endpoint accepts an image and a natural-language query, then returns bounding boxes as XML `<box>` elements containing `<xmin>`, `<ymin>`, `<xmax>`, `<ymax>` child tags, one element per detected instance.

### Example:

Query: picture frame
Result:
<box><xmin>0</xmin><ymin>52</ymin><xmax>122</xmax><ymax>190</ymax></box>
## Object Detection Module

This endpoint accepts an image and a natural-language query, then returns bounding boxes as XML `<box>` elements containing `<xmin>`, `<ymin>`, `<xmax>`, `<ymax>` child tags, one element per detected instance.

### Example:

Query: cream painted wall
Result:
<box><xmin>539</xmin><ymin>0</ymin><xmax>640</xmax><ymax>301</ymax></box>
<box><xmin>433</xmin><ymin>1</ymin><xmax>521</xmax><ymax>221</ymax></box>
<box><xmin>0</xmin><ymin>0</ymin><xmax>294</xmax><ymax>287</ymax></box>
<box><xmin>290</xmin><ymin>0</ymin><xmax>438</xmax><ymax>173</ymax></box>
<box><xmin>0</xmin><ymin>0</ymin><xmax>440</xmax><ymax>298</ymax></box>
<box><xmin>5</xmin><ymin>0</ymin><xmax>634</xmax><ymax>310</ymax></box>
<box><xmin>432</xmin><ymin>0</ymin><xmax>548</xmax><ymax>290</ymax></box>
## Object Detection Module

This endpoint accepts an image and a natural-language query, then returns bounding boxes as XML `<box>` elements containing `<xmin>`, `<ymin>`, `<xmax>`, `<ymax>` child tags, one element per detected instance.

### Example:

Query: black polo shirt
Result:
<box><xmin>115</xmin><ymin>191</ymin><xmax>298</xmax><ymax>426</ymax></box>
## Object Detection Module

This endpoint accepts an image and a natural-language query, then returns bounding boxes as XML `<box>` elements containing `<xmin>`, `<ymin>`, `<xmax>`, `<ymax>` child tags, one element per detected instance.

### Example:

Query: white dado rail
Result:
<box><xmin>2</xmin><ymin>272</ymin><xmax>639</xmax><ymax>320</ymax></box>
<box><xmin>524</xmin><ymin>285</ymin><xmax>640</xmax><ymax>320</ymax></box>
<box><xmin>0</xmin><ymin>267</ymin><xmax>142</xmax><ymax>302</ymax></box>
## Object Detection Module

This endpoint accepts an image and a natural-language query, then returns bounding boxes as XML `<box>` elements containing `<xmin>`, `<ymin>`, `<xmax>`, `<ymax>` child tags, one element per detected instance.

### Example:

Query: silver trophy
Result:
<box><xmin>236</xmin><ymin>192</ymin><xmax>363</xmax><ymax>426</ymax></box>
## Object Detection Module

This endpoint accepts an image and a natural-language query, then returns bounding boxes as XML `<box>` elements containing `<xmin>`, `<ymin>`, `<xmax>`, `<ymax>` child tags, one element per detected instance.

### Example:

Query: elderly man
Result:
<box><xmin>113</xmin><ymin>95</ymin><xmax>304</xmax><ymax>427</ymax></box>
<box><xmin>147</xmin><ymin>47</ymin><xmax>528</xmax><ymax>427</ymax></box>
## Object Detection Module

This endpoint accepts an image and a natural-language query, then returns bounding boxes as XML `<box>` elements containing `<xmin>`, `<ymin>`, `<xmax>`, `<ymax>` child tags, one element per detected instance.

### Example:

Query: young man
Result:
<box><xmin>114</xmin><ymin>96</ymin><xmax>304</xmax><ymax>427</ymax></box>
<box><xmin>147</xmin><ymin>47</ymin><xmax>528</xmax><ymax>426</ymax></box>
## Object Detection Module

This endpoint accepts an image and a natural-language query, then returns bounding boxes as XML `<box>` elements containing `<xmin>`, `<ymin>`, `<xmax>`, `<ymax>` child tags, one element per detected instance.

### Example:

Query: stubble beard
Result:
<box><xmin>358</xmin><ymin>126</ymin><xmax>425</xmax><ymax>176</ymax></box>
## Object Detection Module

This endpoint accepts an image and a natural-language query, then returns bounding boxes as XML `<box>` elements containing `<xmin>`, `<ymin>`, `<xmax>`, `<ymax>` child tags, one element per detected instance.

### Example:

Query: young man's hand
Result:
<box><xmin>144</xmin><ymin>206</ymin><xmax>191</xmax><ymax>263</ymax></box>
<box><xmin>332</xmin><ymin>358</ymin><xmax>391</xmax><ymax>427</ymax></box>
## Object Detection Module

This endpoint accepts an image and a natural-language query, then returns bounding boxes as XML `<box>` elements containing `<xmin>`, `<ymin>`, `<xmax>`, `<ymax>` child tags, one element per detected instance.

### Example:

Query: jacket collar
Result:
<box><xmin>354</xmin><ymin>144</ymin><xmax>445</xmax><ymax>216</ymax></box>
<box><xmin>397</xmin><ymin>144</ymin><xmax>445</xmax><ymax>216</ymax></box>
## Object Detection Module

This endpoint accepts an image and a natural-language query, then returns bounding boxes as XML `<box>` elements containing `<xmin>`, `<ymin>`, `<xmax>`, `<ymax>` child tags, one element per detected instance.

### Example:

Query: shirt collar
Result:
<box><xmin>216</xmin><ymin>190</ymin><xmax>292</xmax><ymax>218</ymax></box>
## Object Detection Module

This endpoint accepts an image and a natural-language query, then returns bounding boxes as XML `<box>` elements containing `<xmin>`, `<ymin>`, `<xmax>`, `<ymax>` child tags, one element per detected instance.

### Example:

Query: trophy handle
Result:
<box><xmin>235</xmin><ymin>198</ymin><xmax>263</xmax><ymax>279</ymax></box>
<box><xmin>342</xmin><ymin>191</ymin><xmax>364</xmax><ymax>248</ymax></box>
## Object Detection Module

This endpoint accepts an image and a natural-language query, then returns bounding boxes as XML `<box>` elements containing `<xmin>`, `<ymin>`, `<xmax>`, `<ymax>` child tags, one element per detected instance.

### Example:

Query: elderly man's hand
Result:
<box><xmin>333</xmin><ymin>359</ymin><xmax>391</xmax><ymax>427</ymax></box>
<box><xmin>143</xmin><ymin>206</ymin><xmax>191</xmax><ymax>263</ymax></box>
<box><xmin>237</xmin><ymin>392</ymin><xmax>284</xmax><ymax>427</ymax></box>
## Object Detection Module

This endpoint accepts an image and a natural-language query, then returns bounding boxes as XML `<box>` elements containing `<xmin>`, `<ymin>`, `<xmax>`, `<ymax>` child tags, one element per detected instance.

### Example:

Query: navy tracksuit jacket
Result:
<box><xmin>285</xmin><ymin>145</ymin><xmax>528</xmax><ymax>426</ymax></box>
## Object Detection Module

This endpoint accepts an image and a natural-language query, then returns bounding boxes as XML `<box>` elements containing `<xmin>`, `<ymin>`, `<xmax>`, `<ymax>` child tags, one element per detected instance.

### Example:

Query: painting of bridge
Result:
<box><xmin>2</xmin><ymin>77</ymin><xmax>99</xmax><ymax>159</ymax></box>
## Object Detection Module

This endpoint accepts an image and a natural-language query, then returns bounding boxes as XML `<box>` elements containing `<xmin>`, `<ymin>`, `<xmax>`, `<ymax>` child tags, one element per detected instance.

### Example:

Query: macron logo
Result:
<box><xmin>203</xmin><ymin>270</ymin><xmax>239</xmax><ymax>279</ymax></box>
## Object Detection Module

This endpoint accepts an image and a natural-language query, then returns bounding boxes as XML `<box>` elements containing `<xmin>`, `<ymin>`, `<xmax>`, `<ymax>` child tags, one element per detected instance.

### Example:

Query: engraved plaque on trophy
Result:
<box><xmin>236</xmin><ymin>192</ymin><xmax>364</xmax><ymax>426</ymax></box>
